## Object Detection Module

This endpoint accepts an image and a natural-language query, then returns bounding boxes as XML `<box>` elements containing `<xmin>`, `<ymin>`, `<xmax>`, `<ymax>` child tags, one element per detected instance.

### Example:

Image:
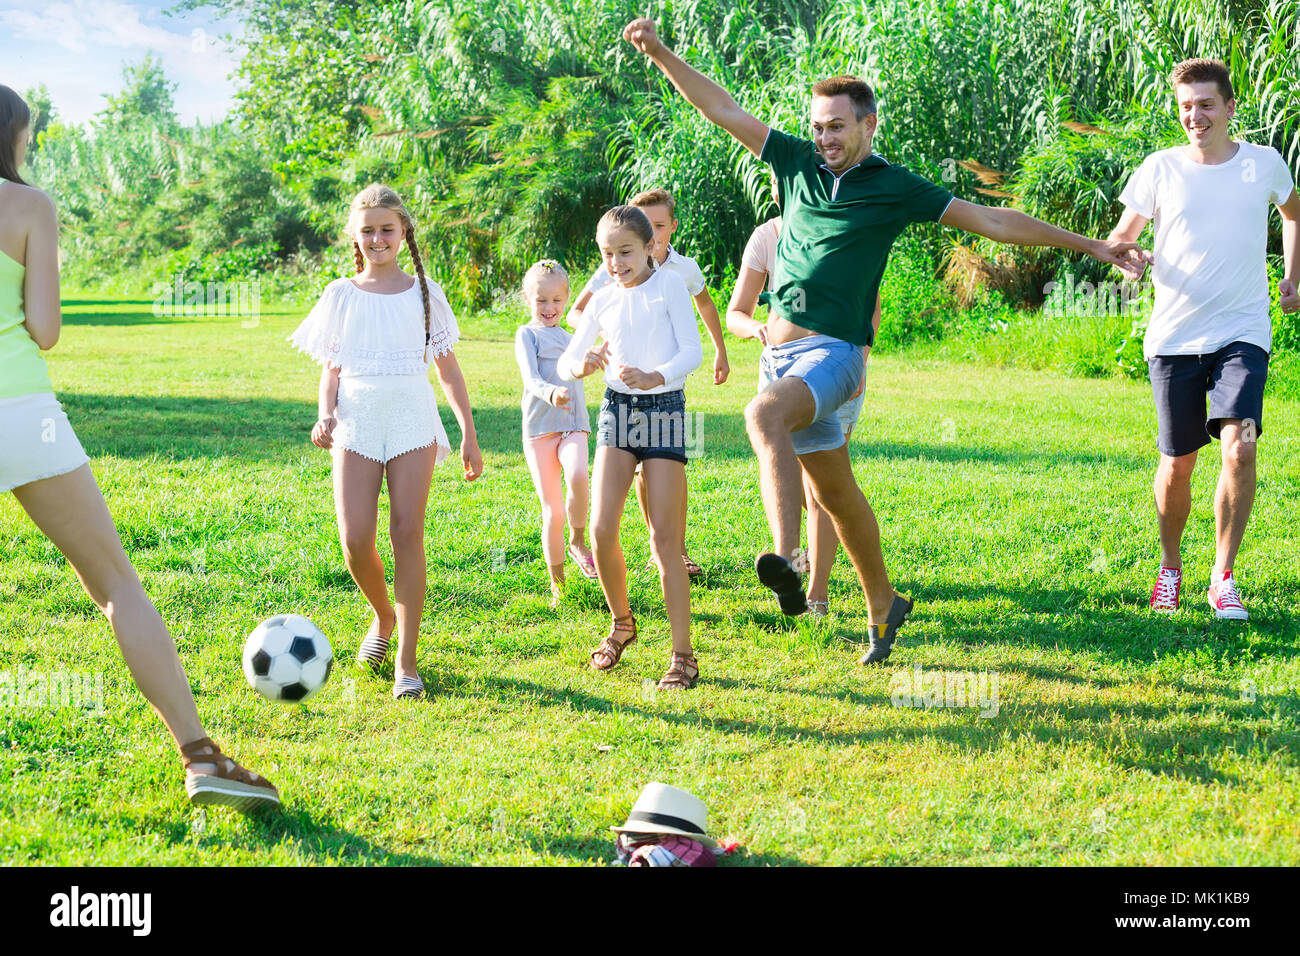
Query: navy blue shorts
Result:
<box><xmin>596</xmin><ymin>388</ymin><xmax>689</xmax><ymax>464</ymax></box>
<box><xmin>1148</xmin><ymin>341</ymin><xmax>1268</xmax><ymax>458</ymax></box>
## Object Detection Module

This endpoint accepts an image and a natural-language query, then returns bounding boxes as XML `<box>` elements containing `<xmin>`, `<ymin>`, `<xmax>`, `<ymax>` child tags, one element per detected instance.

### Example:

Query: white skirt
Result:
<box><xmin>0</xmin><ymin>392</ymin><xmax>91</xmax><ymax>493</ymax></box>
<box><xmin>333</xmin><ymin>374</ymin><xmax>451</xmax><ymax>465</ymax></box>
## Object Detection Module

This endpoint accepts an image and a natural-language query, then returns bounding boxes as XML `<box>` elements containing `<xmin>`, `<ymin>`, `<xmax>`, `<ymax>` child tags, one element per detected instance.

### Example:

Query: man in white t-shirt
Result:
<box><xmin>1109</xmin><ymin>57</ymin><xmax>1300</xmax><ymax>621</ymax></box>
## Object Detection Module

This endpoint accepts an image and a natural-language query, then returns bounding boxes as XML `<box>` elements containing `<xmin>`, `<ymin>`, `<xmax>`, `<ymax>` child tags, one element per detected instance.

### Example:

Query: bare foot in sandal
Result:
<box><xmin>590</xmin><ymin>613</ymin><xmax>636</xmax><ymax>671</ymax></box>
<box><xmin>657</xmin><ymin>652</ymin><xmax>699</xmax><ymax>690</ymax></box>
<box><xmin>182</xmin><ymin>737</ymin><xmax>280</xmax><ymax>813</ymax></box>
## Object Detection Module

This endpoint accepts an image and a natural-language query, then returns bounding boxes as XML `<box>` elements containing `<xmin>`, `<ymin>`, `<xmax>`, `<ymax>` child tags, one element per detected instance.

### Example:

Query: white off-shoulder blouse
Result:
<box><xmin>288</xmin><ymin>275</ymin><xmax>460</xmax><ymax>376</ymax></box>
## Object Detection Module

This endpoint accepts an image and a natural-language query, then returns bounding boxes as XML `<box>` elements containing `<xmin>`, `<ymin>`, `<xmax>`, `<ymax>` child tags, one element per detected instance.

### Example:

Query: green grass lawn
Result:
<box><xmin>2</xmin><ymin>294</ymin><xmax>1298</xmax><ymax>865</ymax></box>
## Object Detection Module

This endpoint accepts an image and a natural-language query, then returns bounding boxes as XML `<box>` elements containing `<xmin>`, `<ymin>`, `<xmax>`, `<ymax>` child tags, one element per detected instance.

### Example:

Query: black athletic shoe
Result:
<box><xmin>755</xmin><ymin>552</ymin><xmax>807</xmax><ymax>616</ymax></box>
<box><xmin>859</xmin><ymin>594</ymin><xmax>914</xmax><ymax>665</ymax></box>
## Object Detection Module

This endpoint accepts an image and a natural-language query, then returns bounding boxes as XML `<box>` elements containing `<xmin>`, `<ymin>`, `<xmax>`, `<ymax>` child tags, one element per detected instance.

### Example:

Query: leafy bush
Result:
<box><xmin>875</xmin><ymin>232</ymin><xmax>959</xmax><ymax>350</ymax></box>
<box><xmin>1007</xmin><ymin>108</ymin><xmax>1182</xmax><ymax>282</ymax></box>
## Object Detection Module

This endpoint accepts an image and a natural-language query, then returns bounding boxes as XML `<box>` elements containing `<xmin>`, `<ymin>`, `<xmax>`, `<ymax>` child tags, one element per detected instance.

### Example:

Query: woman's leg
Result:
<box><xmin>13</xmin><ymin>466</ymin><xmax>210</xmax><ymax>759</ymax></box>
<box><xmin>805</xmin><ymin>467</ymin><xmax>838</xmax><ymax>606</ymax></box>
<box><xmin>383</xmin><ymin>445</ymin><xmax>437</xmax><ymax>681</ymax></box>
<box><xmin>524</xmin><ymin>434</ymin><xmax>567</xmax><ymax>584</ymax></box>
<box><xmin>557</xmin><ymin>431</ymin><xmax>592</xmax><ymax>551</ymax></box>
<box><xmin>642</xmin><ymin>458</ymin><xmax>692</xmax><ymax>656</ymax></box>
<box><xmin>589</xmin><ymin>446</ymin><xmax>638</xmax><ymax>618</ymax></box>
<box><xmin>333</xmin><ymin>448</ymin><xmax>396</xmax><ymax>635</ymax></box>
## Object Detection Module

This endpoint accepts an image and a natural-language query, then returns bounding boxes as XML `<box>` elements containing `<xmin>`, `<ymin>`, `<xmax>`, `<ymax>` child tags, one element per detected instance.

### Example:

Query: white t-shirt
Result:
<box><xmin>581</xmin><ymin>244</ymin><xmax>708</xmax><ymax>299</ymax></box>
<box><xmin>1119</xmin><ymin>141</ymin><xmax>1295</xmax><ymax>357</ymax></box>
<box><xmin>741</xmin><ymin>217</ymin><xmax>782</xmax><ymax>289</ymax></box>
<box><xmin>560</xmin><ymin>268</ymin><xmax>703</xmax><ymax>394</ymax></box>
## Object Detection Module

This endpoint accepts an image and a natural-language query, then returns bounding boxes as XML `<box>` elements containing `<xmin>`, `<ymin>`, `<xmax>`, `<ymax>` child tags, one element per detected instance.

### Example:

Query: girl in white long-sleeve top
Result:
<box><xmin>559</xmin><ymin>206</ymin><xmax>703</xmax><ymax>690</ymax></box>
<box><xmin>513</xmin><ymin>259</ymin><xmax>596</xmax><ymax>608</ymax></box>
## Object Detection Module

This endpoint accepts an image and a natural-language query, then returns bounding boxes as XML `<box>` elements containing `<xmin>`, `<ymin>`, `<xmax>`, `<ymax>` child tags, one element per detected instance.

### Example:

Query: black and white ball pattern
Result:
<box><xmin>242</xmin><ymin>615</ymin><xmax>333</xmax><ymax>703</ymax></box>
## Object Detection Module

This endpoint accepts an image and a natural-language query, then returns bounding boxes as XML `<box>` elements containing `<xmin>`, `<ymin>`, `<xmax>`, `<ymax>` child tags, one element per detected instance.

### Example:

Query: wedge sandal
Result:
<box><xmin>182</xmin><ymin>737</ymin><xmax>280</xmax><ymax>814</ymax></box>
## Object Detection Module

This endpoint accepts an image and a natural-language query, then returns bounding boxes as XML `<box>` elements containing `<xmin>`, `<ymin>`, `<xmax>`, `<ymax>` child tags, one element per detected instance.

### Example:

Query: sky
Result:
<box><xmin>0</xmin><ymin>1</ymin><xmax>244</xmax><ymax>126</ymax></box>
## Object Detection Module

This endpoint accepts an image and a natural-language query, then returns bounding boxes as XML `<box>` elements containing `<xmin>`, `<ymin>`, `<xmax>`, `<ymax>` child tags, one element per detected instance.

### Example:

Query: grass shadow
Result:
<box><xmin>62</xmin><ymin>311</ymin><xmax>194</xmax><ymax>327</ymax></box>
<box><xmin>62</xmin><ymin>298</ymin><xmax>157</xmax><ymax>307</ymax></box>
<box><xmin>912</xmin><ymin>581</ymin><xmax>1300</xmax><ymax>664</ymax></box>
<box><xmin>160</xmin><ymin>804</ymin><xmax>441</xmax><ymax>864</ymax></box>
<box><xmin>475</xmin><ymin>674</ymin><xmax>1296</xmax><ymax>787</ymax></box>
<box><xmin>60</xmin><ymin>392</ymin><xmax>314</xmax><ymax>461</ymax></box>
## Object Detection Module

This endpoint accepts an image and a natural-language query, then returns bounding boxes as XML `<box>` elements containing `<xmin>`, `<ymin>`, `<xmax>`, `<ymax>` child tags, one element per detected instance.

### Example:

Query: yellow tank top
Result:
<box><xmin>0</xmin><ymin>193</ymin><xmax>56</xmax><ymax>399</ymax></box>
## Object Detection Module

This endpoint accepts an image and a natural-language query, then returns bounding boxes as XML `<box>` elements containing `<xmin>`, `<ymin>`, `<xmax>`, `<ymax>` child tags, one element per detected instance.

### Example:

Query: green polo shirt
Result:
<box><xmin>761</xmin><ymin>128</ymin><xmax>954</xmax><ymax>347</ymax></box>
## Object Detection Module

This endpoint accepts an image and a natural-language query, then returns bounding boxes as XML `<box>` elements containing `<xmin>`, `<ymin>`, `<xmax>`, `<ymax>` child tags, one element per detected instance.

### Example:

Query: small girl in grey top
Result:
<box><xmin>514</xmin><ymin>259</ymin><xmax>596</xmax><ymax>606</ymax></box>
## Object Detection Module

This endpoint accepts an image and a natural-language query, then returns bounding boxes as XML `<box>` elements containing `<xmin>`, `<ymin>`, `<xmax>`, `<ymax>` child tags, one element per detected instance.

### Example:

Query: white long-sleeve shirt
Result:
<box><xmin>559</xmin><ymin>268</ymin><xmax>702</xmax><ymax>394</ymax></box>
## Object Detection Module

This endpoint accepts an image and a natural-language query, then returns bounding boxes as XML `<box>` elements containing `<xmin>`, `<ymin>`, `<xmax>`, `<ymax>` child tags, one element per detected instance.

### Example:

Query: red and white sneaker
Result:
<box><xmin>1207</xmin><ymin>571</ymin><xmax>1248</xmax><ymax>621</ymax></box>
<box><xmin>1149</xmin><ymin>566</ymin><xmax>1182</xmax><ymax>613</ymax></box>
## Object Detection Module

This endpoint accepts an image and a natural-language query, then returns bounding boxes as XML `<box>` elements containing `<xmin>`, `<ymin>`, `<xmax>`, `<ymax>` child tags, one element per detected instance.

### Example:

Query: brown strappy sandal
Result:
<box><xmin>589</xmin><ymin>613</ymin><xmax>637</xmax><ymax>671</ymax></box>
<box><xmin>657</xmin><ymin>652</ymin><xmax>700</xmax><ymax>690</ymax></box>
<box><xmin>181</xmin><ymin>737</ymin><xmax>281</xmax><ymax>813</ymax></box>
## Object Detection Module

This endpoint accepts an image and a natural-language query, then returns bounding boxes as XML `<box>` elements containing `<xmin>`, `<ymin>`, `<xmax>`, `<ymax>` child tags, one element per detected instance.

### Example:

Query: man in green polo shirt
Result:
<box><xmin>622</xmin><ymin>17</ymin><xmax>1148</xmax><ymax>665</ymax></box>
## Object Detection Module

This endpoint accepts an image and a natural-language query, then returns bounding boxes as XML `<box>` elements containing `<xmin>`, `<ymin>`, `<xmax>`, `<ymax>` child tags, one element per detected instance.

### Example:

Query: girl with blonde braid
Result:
<box><xmin>290</xmin><ymin>184</ymin><xmax>482</xmax><ymax>700</ymax></box>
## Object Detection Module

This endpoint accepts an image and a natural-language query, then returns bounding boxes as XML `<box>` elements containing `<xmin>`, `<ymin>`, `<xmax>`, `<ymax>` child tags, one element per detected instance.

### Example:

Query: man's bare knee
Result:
<box><xmin>1222</xmin><ymin>438</ymin><xmax>1257</xmax><ymax>470</ymax></box>
<box><xmin>1157</xmin><ymin>452</ymin><xmax>1197</xmax><ymax>484</ymax></box>
<box><xmin>801</xmin><ymin>451</ymin><xmax>861</xmax><ymax>514</ymax></box>
<box><xmin>744</xmin><ymin>393</ymin><xmax>779</xmax><ymax>436</ymax></box>
<box><xmin>747</xmin><ymin>380</ymin><xmax>813</xmax><ymax>436</ymax></box>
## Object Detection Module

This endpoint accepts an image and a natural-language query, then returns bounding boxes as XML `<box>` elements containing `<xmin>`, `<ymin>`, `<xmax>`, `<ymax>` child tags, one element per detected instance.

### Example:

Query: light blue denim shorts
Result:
<box><xmin>757</xmin><ymin>334</ymin><xmax>864</xmax><ymax>455</ymax></box>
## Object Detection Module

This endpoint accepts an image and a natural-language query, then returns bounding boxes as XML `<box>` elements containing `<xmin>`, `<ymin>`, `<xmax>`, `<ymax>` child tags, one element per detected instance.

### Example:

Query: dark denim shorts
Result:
<box><xmin>596</xmin><ymin>388</ymin><xmax>688</xmax><ymax>464</ymax></box>
<box><xmin>1148</xmin><ymin>341</ymin><xmax>1268</xmax><ymax>457</ymax></box>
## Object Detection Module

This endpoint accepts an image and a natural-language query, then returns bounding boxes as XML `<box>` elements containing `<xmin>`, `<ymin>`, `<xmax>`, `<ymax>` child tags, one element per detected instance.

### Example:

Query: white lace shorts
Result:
<box><xmin>333</xmin><ymin>374</ymin><xmax>451</xmax><ymax>465</ymax></box>
<box><xmin>0</xmin><ymin>392</ymin><xmax>91</xmax><ymax>493</ymax></box>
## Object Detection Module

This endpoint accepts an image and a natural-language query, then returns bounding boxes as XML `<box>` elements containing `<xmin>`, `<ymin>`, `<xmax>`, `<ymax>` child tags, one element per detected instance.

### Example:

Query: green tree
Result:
<box><xmin>21</xmin><ymin>85</ymin><xmax>55</xmax><ymax>157</ymax></box>
<box><xmin>98</xmin><ymin>54</ymin><xmax>179</xmax><ymax>129</ymax></box>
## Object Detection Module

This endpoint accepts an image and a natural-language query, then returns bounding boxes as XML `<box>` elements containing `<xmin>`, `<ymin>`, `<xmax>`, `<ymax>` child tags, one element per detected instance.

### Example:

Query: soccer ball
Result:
<box><xmin>242</xmin><ymin>615</ymin><xmax>333</xmax><ymax>703</ymax></box>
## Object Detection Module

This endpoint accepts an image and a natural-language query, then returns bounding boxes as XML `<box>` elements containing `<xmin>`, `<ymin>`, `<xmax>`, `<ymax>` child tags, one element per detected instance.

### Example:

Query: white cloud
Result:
<box><xmin>0</xmin><ymin>1</ymin><xmax>245</xmax><ymax>125</ymax></box>
<box><xmin>0</xmin><ymin>5</ymin><xmax>94</xmax><ymax>53</ymax></box>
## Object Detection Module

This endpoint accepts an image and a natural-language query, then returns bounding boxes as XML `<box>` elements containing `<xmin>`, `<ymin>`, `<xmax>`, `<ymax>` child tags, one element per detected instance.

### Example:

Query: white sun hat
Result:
<box><xmin>610</xmin><ymin>782</ymin><xmax>716</xmax><ymax>848</ymax></box>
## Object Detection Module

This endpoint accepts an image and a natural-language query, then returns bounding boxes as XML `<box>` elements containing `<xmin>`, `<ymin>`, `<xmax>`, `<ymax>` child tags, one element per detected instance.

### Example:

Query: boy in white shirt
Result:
<box><xmin>571</xmin><ymin>188</ymin><xmax>730</xmax><ymax>579</ymax></box>
<box><xmin>1109</xmin><ymin>57</ymin><xmax>1300</xmax><ymax>621</ymax></box>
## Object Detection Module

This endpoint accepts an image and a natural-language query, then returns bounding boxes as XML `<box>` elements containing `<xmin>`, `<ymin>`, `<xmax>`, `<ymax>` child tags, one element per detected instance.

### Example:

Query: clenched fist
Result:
<box><xmin>1279</xmin><ymin>277</ymin><xmax>1299</xmax><ymax>314</ymax></box>
<box><xmin>623</xmin><ymin>17</ymin><xmax>664</xmax><ymax>57</ymax></box>
<box><xmin>311</xmin><ymin>416</ymin><xmax>336</xmax><ymax>449</ymax></box>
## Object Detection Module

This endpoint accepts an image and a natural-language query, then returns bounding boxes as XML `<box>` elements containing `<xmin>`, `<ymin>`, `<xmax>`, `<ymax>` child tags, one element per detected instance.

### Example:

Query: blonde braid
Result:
<box><xmin>405</xmin><ymin>225</ymin><xmax>432</xmax><ymax>363</ymax></box>
<box><xmin>352</xmin><ymin>240</ymin><xmax>365</xmax><ymax>274</ymax></box>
